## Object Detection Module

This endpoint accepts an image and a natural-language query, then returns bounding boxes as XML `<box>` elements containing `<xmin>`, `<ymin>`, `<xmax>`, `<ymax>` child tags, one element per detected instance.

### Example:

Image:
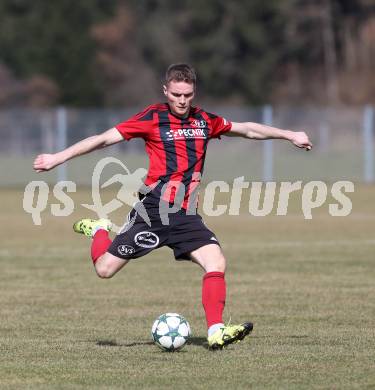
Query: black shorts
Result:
<box><xmin>108</xmin><ymin>200</ymin><xmax>220</xmax><ymax>261</ymax></box>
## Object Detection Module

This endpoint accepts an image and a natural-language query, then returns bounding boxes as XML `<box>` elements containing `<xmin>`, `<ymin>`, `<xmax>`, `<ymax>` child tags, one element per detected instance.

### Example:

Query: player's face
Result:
<box><xmin>163</xmin><ymin>81</ymin><xmax>195</xmax><ymax>118</ymax></box>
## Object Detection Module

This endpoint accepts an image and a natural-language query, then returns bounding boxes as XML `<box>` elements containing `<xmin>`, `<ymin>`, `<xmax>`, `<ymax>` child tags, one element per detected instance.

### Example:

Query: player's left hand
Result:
<box><xmin>290</xmin><ymin>132</ymin><xmax>312</xmax><ymax>151</ymax></box>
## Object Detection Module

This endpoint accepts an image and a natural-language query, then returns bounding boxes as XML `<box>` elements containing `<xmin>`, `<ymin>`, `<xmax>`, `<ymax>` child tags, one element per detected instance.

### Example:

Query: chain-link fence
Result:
<box><xmin>0</xmin><ymin>106</ymin><xmax>373</xmax><ymax>187</ymax></box>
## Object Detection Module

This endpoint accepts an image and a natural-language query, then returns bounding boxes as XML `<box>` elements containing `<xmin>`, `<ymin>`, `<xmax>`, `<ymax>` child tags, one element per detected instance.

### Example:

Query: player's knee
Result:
<box><xmin>214</xmin><ymin>257</ymin><xmax>226</xmax><ymax>273</ymax></box>
<box><xmin>97</xmin><ymin>270</ymin><xmax>114</xmax><ymax>279</ymax></box>
<box><xmin>204</xmin><ymin>256</ymin><xmax>226</xmax><ymax>273</ymax></box>
<box><xmin>95</xmin><ymin>262</ymin><xmax>115</xmax><ymax>279</ymax></box>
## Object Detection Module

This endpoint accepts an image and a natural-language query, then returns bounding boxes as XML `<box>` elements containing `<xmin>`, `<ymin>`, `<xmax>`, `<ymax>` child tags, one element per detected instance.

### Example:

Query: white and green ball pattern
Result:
<box><xmin>151</xmin><ymin>313</ymin><xmax>191</xmax><ymax>351</ymax></box>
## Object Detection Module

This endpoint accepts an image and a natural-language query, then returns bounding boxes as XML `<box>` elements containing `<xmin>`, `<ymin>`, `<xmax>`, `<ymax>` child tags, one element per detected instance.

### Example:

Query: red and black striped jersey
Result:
<box><xmin>115</xmin><ymin>103</ymin><xmax>232</xmax><ymax>210</ymax></box>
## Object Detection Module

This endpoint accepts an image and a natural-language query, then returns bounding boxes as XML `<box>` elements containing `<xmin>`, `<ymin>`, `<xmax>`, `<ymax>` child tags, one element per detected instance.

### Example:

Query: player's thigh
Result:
<box><xmin>95</xmin><ymin>252</ymin><xmax>128</xmax><ymax>278</ymax></box>
<box><xmin>189</xmin><ymin>244</ymin><xmax>226</xmax><ymax>273</ymax></box>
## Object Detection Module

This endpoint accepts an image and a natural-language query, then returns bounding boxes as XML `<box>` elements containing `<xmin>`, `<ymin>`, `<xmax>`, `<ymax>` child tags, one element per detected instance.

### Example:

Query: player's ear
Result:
<box><xmin>163</xmin><ymin>85</ymin><xmax>168</xmax><ymax>97</ymax></box>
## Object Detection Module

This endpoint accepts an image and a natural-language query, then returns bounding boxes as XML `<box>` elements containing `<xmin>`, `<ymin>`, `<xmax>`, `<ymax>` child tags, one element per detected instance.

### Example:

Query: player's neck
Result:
<box><xmin>167</xmin><ymin>104</ymin><xmax>191</xmax><ymax>119</ymax></box>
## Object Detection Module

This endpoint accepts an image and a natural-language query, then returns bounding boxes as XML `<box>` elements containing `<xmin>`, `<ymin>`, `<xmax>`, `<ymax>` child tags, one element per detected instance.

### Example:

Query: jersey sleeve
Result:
<box><xmin>208</xmin><ymin>113</ymin><xmax>232</xmax><ymax>139</ymax></box>
<box><xmin>115</xmin><ymin>106</ymin><xmax>155</xmax><ymax>141</ymax></box>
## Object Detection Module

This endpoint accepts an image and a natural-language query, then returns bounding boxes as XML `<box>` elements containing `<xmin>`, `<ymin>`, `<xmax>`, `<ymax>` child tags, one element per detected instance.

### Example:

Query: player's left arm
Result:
<box><xmin>227</xmin><ymin>122</ymin><xmax>312</xmax><ymax>150</ymax></box>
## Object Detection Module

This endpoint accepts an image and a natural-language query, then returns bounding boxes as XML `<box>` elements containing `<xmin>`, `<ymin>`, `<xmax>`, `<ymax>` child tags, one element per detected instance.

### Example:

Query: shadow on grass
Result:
<box><xmin>96</xmin><ymin>339</ymin><xmax>154</xmax><ymax>347</ymax></box>
<box><xmin>96</xmin><ymin>336</ymin><xmax>209</xmax><ymax>349</ymax></box>
<box><xmin>188</xmin><ymin>336</ymin><xmax>208</xmax><ymax>349</ymax></box>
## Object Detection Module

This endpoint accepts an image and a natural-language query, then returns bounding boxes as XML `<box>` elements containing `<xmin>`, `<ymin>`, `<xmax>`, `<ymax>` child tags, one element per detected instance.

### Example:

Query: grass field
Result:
<box><xmin>0</xmin><ymin>185</ymin><xmax>374</xmax><ymax>389</ymax></box>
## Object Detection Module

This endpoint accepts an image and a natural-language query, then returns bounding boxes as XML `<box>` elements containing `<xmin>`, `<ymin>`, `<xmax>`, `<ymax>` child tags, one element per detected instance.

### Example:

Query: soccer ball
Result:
<box><xmin>151</xmin><ymin>313</ymin><xmax>191</xmax><ymax>351</ymax></box>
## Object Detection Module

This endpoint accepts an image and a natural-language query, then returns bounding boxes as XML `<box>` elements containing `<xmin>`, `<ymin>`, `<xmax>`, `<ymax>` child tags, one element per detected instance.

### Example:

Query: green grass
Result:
<box><xmin>0</xmin><ymin>186</ymin><xmax>374</xmax><ymax>389</ymax></box>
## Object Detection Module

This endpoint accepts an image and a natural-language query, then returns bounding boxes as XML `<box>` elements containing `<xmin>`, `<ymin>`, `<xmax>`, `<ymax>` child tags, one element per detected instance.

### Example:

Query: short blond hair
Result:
<box><xmin>165</xmin><ymin>63</ymin><xmax>196</xmax><ymax>86</ymax></box>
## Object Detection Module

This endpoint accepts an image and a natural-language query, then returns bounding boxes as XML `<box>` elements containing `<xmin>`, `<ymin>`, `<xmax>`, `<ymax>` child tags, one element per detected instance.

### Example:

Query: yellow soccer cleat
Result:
<box><xmin>73</xmin><ymin>218</ymin><xmax>112</xmax><ymax>238</ymax></box>
<box><xmin>207</xmin><ymin>322</ymin><xmax>253</xmax><ymax>350</ymax></box>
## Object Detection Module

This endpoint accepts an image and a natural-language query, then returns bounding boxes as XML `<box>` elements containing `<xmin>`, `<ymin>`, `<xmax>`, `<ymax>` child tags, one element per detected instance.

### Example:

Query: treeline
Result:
<box><xmin>0</xmin><ymin>0</ymin><xmax>374</xmax><ymax>107</ymax></box>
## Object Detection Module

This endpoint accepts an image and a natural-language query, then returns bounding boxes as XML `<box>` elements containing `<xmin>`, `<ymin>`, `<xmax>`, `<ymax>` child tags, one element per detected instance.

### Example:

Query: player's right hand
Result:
<box><xmin>33</xmin><ymin>154</ymin><xmax>59</xmax><ymax>172</ymax></box>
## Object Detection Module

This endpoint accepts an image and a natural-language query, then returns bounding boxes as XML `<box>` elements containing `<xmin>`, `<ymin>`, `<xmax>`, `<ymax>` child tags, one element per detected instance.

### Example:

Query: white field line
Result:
<box><xmin>222</xmin><ymin>239</ymin><xmax>375</xmax><ymax>248</ymax></box>
<box><xmin>0</xmin><ymin>250</ymin><xmax>11</xmax><ymax>257</ymax></box>
<box><xmin>1</xmin><ymin>240</ymin><xmax>375</xmax><ymax>259</ymax></box>
<box><xmin>0</xmin><ymin>247</ymin><xmax>89</xmax><ymax>258</ymax></box>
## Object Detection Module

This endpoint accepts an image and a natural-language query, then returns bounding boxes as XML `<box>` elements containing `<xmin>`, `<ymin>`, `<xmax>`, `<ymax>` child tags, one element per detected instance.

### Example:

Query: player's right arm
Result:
<box><xmin>33</xmin><ymin>127</ymin><xmax>123</xmax><ymax>172</ymax></box>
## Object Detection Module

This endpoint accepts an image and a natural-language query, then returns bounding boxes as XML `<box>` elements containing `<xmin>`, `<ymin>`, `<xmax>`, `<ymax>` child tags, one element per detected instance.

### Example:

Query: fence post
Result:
<box><xmin>318</xmin><ymin>122</ymin><xmax>330</xmax><ymax>153</ymax></box>
<box><xmin>262</xmin><ymin>105</ymin><xmax>273</xmax><ymax>182</ymax></box>
<box><xmin>363</xmin><ymin>105</ymin><xmax>374</xmax><ymax>183</ymax></box>
<box><xmin>41</xmin><ymin>111</ymin><xmax>54</xmax><ymax>152</ymax></box>
<box><xmin>56</xmin><ymin>107</ymin><xmax>67</xmax><ymax>182</ymax></box>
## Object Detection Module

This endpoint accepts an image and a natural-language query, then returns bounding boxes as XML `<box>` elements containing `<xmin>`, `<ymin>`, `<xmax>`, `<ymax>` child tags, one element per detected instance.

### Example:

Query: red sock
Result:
<box><xmin>202</xmin><ymin>271</ymin><xmax>226</xmax><ymax>328</ymax></box>
<box><xmin>91</xmin><ymin>229</ymin><xmax>112</xmax><ymax>264</ymax></box>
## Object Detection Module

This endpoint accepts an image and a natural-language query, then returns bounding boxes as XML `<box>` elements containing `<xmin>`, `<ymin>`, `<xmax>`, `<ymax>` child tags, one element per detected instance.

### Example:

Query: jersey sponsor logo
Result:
<box><xmin>165</xmin><ymin>128</ymin><xmax>207</xmax><ymax>141</ymax></box>
<box><xmin>117</xmin><ymin>244</ymin><xmax>135</xmax><ymax>256</ymax></box>
<box><xmin>134</xmin><ymin>231</ymin><xmax>160</xmax><ymax>248</ymax></box>
<box><xmin>191</xmin><ymin>119</ymin><xmax>207</xmax><ymax>128</ymax></box>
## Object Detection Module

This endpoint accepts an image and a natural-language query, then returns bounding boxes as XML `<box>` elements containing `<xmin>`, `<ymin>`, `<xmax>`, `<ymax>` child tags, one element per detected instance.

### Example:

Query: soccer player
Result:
<box><xmin>34</xmin><ymin>64</ymin><xmax>312</xmax><ymax>349</ymax></box>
